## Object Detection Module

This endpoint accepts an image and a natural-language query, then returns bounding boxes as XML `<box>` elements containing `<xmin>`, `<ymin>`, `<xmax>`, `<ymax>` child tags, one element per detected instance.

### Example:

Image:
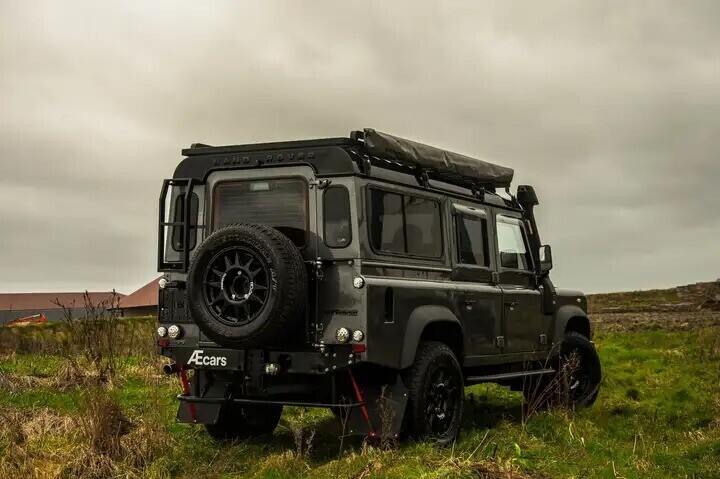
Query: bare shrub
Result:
<box><xmin>281</xmin><ymin>408</ymin><xmax>316</xmax><ymax>457</ymax></box>
<box><xmin>523</xmin><ymin>352</ymin><xmax>583</xmax><ymax>421</ymax></box>
<box><xmin>50</xmin><ymin>292</ymin><xmax>156</xmax><ymax>384</ymax></box>
<box><xmin>376</xmin><ymin>385</ymin><xmax>398</xmax><ymax>450</ymax></box>
<box><xmin>54</xmin><ymin>291</ymin><xmax>123</xmax><ymax>382</ymax></box>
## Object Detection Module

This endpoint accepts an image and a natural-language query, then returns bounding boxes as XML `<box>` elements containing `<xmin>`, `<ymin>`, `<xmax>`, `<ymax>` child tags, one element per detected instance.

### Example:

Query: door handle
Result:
<box><xmin>504</xmin><ymin>301</ymin><xmax>518</xmax><ymax>310</ymax></box>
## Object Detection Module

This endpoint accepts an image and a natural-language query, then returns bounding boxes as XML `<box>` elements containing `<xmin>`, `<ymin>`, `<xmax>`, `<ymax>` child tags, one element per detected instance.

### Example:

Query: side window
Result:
<box><xmin>369</xmin><ymin>189</ymin><xmax>404</xmax><ymax>254</ymax></box>
<box><xmin>171</xmin><ymin>193</ymin><xmax>198</xmax><ymax>251</ymax></box>
<box><xmin>404</xmin><ymin>196</ymin><xmax>442</xmax><ymax>257</ymax></box>
<box><xmin>496</xmin><ymin>215</ymin><xmax>531</xmax><ymax>270</ymax></box>
<box><xmin>323</xmin><ymin>186</ymin><xmax>351</xmax><ymax>248</ymax></box>
<box><xmin>369</xmin><ymin>188</ymin><xmax>442</xmax><ymax>258</ymax></box>
<box><xmin>456</xmin><ymin>214</ymin><xmax>489</xmax><ymax>266</ymax></box>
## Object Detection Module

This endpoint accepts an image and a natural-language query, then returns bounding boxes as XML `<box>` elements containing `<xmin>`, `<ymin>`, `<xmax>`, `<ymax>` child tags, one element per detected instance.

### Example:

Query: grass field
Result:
<box><xmin>0</xmin><ymin>296</ymin><xmax>719</xmax><ymax>477</ymax></box>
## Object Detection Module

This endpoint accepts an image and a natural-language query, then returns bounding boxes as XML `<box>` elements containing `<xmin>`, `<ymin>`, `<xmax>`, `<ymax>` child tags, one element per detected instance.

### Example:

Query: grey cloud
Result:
<box><xmin>1</xmin><ymin>0</ymin><xmax>719</xmax><ymax>294</ymax></box>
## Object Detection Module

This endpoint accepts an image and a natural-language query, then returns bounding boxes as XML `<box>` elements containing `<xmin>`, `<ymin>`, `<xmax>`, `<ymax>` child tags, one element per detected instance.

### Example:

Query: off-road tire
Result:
<box><xmin>523</xmin><ymin>331</ymin><xmax>601</xmax><ymax>409</ymax></box>
<box><xmin>401</xmin><ymin>341</ymin><xmax>464</xmax><ymax>446</ymax></box>
<box><xmin>205</xmin><ymin>403</ymin><xmax>283</xmax><ymax>441</ymax></box>
<box><xmin>186</xmin><ymin>223</ymin><xmax>307</xmax><ymax>348</ymax></box>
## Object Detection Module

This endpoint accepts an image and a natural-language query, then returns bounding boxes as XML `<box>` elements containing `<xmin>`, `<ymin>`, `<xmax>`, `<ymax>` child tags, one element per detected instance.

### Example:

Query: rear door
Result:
<box><xmin>450</xmin><ymin>203</ymin><xmax>503</xmax><ymax>356</ymax></box>
<box><xmin>204</xmin><ymin>166</ymin><xmax>318</xmax><ymax>344</ymax></box>
<box><xmin>493</xmin><ymin>212</ymin><xmax>544</xmax><ymax>353</ymax></box>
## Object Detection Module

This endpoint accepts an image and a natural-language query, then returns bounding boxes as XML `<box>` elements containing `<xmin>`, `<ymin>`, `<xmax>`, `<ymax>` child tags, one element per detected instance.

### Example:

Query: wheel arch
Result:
<box><xmin>553</xmin><ymin>305</ymin><xmax>591</xmax><ymax>344</ymax></box>
<box><xmin>399</xmin><ymin>305</ymin><xmax>464</xmax><ymax>369</ymax></box>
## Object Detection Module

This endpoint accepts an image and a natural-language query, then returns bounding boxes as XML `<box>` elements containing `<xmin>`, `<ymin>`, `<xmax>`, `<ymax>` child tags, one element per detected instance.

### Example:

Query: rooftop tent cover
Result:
<box><xmin>362</xmin><ymin>129</ymin><xmax>514</xmax><ymax>187</ymax></box>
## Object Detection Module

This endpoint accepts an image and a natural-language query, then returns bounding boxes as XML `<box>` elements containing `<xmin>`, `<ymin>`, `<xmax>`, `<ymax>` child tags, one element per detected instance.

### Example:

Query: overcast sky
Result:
<box><xmin>1</xmin><ymin>1</ymin><xmax>718</xmax><ymax>294</ymax></box>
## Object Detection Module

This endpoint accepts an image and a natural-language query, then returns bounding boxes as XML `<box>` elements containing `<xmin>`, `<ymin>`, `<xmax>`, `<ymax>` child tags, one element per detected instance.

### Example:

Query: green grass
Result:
<box><xmin>1</xmin><ymin>327</ymin><xmax>718</xmax><ymax>478</ymax></box>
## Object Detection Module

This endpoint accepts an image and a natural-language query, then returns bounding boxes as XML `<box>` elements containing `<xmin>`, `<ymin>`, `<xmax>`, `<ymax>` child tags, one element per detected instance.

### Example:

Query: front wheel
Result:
<box><xmin>205</xmin><ymin>403</ymin><xmax>283</xmax><ymax>441</ymax></box>
<box><xmin>401</xmin><ymin>341</ymin><xmax>464</xmax><ymax>445</ymax></box>
<box><xmin>524</xmin><ymin>331</ymin><xmax>601</xmax><ymax>410</ymax></box>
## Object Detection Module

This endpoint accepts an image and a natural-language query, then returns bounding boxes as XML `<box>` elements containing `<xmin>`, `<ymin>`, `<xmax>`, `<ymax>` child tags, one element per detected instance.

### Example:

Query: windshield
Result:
<box><xmin>213</xmin><ymin>178</ymin><xmax>308</xmax><ymax>247</ymax></box>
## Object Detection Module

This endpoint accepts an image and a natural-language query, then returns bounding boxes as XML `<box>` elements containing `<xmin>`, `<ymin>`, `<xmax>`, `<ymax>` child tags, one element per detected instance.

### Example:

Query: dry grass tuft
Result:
<box><xmin>21</xmin><ymin>408</ymin><xmax>75</xmax><ymax>440</ymax></box>
<box><xmin>77</xmin><ymin>387</ymin><xmax>133</xmax><ymax>456</ymax></box>
<box><xmin>0</xmin><ymin>388</ymin><xmax>172</xmax><ymax>479</ymax></box>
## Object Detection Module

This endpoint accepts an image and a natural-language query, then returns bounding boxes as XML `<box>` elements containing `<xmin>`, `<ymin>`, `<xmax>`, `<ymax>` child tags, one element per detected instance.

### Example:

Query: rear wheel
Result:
<box><xmin>205</xmin><ymin>403</ymin><xmax>283</xmax><ymax>441</ymax></box>
<box><xmin>401</xmin><ymin>341</ymin><xmax>464</xmax><ymax>445</ymax></box>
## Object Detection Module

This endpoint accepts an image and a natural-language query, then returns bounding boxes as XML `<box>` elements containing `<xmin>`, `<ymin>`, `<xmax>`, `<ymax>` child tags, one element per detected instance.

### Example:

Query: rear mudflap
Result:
<box><xmin>343</xmin><ymin>372</ymin><xmax>409</xmax><ymax>439</ymax></box>
<box><xmin>177</xmin><ymin>402</ymin><xmax>221</xmax><ymax>425</ymax></box>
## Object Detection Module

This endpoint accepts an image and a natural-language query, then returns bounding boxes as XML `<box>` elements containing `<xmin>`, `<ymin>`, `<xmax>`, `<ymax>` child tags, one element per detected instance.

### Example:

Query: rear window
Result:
<box><xmin>213</xmin><ymin>178</ymin><xmax>308</xmax><ymax>247</ymax></box>
<box><xmin>368</xmin><ymin>188</ymin><xmax>442</xmax><ymax>258</ymax></box>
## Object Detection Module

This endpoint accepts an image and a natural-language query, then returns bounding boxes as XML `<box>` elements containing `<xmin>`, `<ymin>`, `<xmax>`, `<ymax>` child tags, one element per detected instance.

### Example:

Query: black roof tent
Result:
<box><xmin>358</xmin><ymin>129</ymin><xmax>514</xmax><ymax>188</ymax></box>
<box><xmin>178</xmin><ymin>128</ymin><xmax>514</xmax><ymax>190</ymax></box>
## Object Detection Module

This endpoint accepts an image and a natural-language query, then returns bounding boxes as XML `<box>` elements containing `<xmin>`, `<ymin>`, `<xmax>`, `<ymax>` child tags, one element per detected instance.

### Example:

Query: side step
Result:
<box><xmin>466</xmin><ymin>368</ymin><xmax>555</xmax><ymax>385</ymax></box>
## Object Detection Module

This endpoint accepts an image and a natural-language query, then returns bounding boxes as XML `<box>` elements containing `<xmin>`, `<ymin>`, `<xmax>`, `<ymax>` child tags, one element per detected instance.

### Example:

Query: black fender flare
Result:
<box><xmin>399</xmin><ymin>305</ymin><xmax>462</xmax><ymax>369</ymax></box>
<box><xmin>552</xmin><ymin>305</ymin><xmax>591</xmax><ymax>346</ymax></box>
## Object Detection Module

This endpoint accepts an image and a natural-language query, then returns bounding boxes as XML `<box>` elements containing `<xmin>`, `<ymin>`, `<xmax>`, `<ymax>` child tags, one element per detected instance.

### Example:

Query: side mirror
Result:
<box><xmin>539</xmin><ymin>245</ymin><xmax>553</xmax><ymax>273</ymax></box>
<box><xmin>500</xmin><ymin>250</ymin><xmax>519</xmax><ymax>269</ymax></box>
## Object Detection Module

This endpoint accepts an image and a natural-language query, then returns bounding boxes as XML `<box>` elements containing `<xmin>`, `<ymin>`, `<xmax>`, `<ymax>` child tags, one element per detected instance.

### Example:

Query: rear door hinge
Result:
<box><xmin>309</xmin><ymin>179</ymin><xmax>331</xmax><ymax>189</ymax></box>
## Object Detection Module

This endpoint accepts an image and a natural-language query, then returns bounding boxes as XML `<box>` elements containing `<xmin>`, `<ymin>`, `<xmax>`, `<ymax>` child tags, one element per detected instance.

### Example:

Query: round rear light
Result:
<box><xmin>335</xmin><ymin>327</ymin><xmax>350</xmax><ymax>343</ymax></box>
<box><xmin>168</xmin><ymin>325</ymin><xmax>183</xmax><ymax>339</ymax></box>
<box><xmin>157</xmin><ymin>326</ymin><xmax>168</xmax><ymax>338</ymax></box>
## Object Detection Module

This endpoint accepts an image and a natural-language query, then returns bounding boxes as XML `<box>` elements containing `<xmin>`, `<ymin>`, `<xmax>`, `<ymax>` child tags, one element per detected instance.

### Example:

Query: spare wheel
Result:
<box><xmin>186</xmin><ymin>223</ymin><xmax>307</xmax><ymax>348</ymax></box>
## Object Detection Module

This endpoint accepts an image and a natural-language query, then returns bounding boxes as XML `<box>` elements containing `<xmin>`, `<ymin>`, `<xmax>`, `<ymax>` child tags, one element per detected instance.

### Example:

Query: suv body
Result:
<box><xmin>156</xmin><ymin>129</ymin><xmax>599</xmax><ymax>442</ymax></box>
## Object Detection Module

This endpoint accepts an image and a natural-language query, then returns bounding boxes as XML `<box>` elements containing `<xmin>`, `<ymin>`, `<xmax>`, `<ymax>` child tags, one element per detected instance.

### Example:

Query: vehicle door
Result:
<box><xmin>450</xmin><ymin>203</ymin><xmax>503</xmax><ymax>356</ymax></box>
<box><xmin>493</xmin><ymin>212</ymin><xmax>544</xmax><ymax>353</ymax></box>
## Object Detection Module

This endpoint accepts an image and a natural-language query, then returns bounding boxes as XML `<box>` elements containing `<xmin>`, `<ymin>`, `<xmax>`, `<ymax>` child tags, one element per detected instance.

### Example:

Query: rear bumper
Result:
<box><xmin>161</xmin><ymin>345</ymin><xmax>361</xmax><ymax>375</ymax></box>
<box><xmin>174</xmin><ymin>367</ymin><xmax>409</xmax><ymax>438</ymax></box>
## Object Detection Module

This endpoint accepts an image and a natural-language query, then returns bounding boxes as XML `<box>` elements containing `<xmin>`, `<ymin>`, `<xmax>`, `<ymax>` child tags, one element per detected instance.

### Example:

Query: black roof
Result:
<box><xmin>175</xmin><ymin>129</ymin><xmax>514</xmax><ymax>193</ymax></box>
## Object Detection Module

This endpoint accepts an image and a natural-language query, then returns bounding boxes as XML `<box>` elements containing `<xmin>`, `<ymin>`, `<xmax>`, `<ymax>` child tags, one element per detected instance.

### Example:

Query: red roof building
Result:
<box><xmin>118</xmin><ymin>278</ymin><xmax>160</xmax><ymax>317</ymax></box>
<box><xmin>0</xmin><ymin>291</ymin><xmax>123</xmax><ymax>324</ymax></box>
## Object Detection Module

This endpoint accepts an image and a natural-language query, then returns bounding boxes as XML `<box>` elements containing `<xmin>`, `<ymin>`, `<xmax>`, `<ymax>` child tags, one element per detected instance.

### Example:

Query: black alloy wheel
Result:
<box><xmin>204</xmin><ymin>246</ymin><xmax>270</xmax><ymax>326</ymax></box>
<box><xmin>424</xmin><ymin>362</ymin><xmax>462</xmax><ymax>437</ymax></box>
<box><xmin>560</xmin><ymin>331</ymin><xmax>601</xmax><ymax>407</ymax></box>
<box><xmin>186</xmin><ymin>223</ymin><xmax>307</xmax><ymax>349</ymax></box>
<box><xmin>402</xmin><ymin>341</ymin><xmax>464</xmax><ymax>445</ymax></box>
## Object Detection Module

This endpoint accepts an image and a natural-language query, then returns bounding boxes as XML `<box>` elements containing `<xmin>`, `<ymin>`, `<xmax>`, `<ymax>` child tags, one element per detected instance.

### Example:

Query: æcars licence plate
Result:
<box><xmin>182</xmin><ymin>348</ymin><xmax>240</xmax><ymax>370</ymax></box>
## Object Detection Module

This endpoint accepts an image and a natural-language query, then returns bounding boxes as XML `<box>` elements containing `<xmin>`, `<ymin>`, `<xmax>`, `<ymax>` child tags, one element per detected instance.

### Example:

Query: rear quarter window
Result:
<box><xmin>368</xmin><ymin>188</ymin><xmax>442</xmax><ymax>258</ymax></box>
<box><xmin>323</xmin><ymin>186</ymin><xmax>352</xmax><ymax>248</ymax></box>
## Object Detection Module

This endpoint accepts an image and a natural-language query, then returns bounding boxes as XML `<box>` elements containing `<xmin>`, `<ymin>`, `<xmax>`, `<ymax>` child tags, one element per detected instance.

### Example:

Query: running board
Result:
<box><xmin>466</xmin><ymin>368</ymin><xmax>555</xmax><ymax>385</ymax></box>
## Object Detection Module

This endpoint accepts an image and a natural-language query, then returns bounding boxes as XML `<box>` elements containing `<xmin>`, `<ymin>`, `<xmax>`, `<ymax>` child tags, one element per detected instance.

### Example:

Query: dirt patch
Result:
<box><xmin>588</xmin><ymin>281</ymin><xmax>720</xmax><ymax>314</ymax></box>
<box><xmin>591</xmin><ymin>310</ymin><xmax>720</xmax><ymax>333</ymax></box>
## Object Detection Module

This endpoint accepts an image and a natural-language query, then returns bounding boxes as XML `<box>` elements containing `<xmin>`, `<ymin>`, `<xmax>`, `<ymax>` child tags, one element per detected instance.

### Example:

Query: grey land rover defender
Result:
<box><xmin>156</xmin><ymin>129</ymin><xmax>601</xmax><ymax>444</ymax></box>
